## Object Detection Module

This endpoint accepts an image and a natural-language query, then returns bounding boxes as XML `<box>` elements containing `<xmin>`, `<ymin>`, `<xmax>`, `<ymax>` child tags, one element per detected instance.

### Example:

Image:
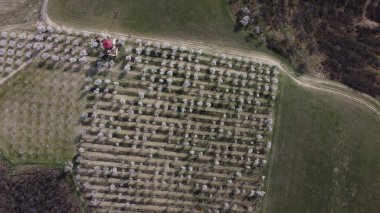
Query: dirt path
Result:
<box><xmin>279</xmin><ymin>64</ymin><xmax>380</xmax><ymax>115</ymax></box>
<box><xmin>358</xmin><ymin>0</ymin><xmax>379</xmax><ymax>28</ymax></box>
<box><xmin>362</xmin><ymin>0</ymin><xmax>372</xmax><ymax>19</ymax></box>
<box><xmin>0</xmin><ymin>60</ymin><xmax>33</xmax><ymax>86</ymax></box>
<box><xmin>261</xmin><ymin>78</ymin><xmax>287</xmax><ymax>212</ymax></box>
<box><xmin>37</xmin><ymin>0</ymin><xmax>379</xmax><ymax>115</ymax></box>
<box><xmin>0</xmin><ymin>23</ymin><xmax>31</xmax><ymax>31</ymax></box>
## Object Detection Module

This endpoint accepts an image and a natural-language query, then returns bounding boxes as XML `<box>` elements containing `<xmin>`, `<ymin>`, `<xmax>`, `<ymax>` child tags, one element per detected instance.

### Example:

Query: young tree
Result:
<box><xmin>25</xmin><ymin>51</ymin><xmax>32</xmax><ymax>58</ymax></box>
<box><xmin>135</xmin><ymin>56</ymin><xmax>142</xmax><ymax>63</ymax></box>
<box><xmin>51</xmin><ymin>55</ymin><xmax>60</xmax><ymax>62</ymax></box>
<box><xmin>34</xmin><ymin>34</ymin><xmax>44</xmax><ymax>42</ymax></box>
<box><xmin>79</xmin><ymin>56</ymin><xmax>87</xmax><ymax>64</ymax></box>
<box><xmin>183</xmin><ymin>80</ymin><xmax>191</xmax><ymax>88</ymax></box>
<box><xmin>8</xmin><ymin>40</ymin><xmax>15</xmax><ymax>48</ymax></box>
<box><xmin>1</xmin><ymin>32</ymin><xmax>8</xmax><ymax>38</ymax></box>
<box><xmin>41</xmin><ymin>52</ymin><xmax>50</xmax><ymax>60</ymax></box>
<box><xmin>135</xmin><ymin>47</ymin><xmax>143</xmax><ymax>55</ymax></box>
<box><xmin>80</xmin><ymin>49</ymin><xmax>88</xmax><ymax>57</ymax></box>
<box><xmin>241</xmin><ymin>6</ymin><xmax>251</xmax><ymax>14</ymax></box>
<box><xmin>240</xmin><ymin>15</ymin><xmax>250</xmax><ymax>26</ymax></box>
<box><xmin>211</xmin><ymin>59</ymin><xmax>217</xmax><ymax>66</ymax></box>
<box><xmin>145</xmin><ymin>40</ymin><xmax>152</xmax><ymax>47</ymax></box>
<box><xmin>36</xmin><ymin>25</ymin><xmax>46</xmax><ymax>33</ymax></box>
<box><xmin>5</xmin><ymin>67</ymin><xmax>12</xmax><ymax>73</ymax></box>
<box><xmin>179</xmin><ymin>46</ymin><xmax>187</xmax><ymax>52</ymax></box>
<box><xmin>69</xmin><ymin>57</ymin><xmax>77</xmax><ymax>63</ymax></box>
<box><xmin>124</xmin><ymin>64</ymin><xmax>131</xmax><ymax>72</ymax></box>
<box><xmin>6</xmin><ymin>58</ymin><xmax>13</xmax><ymax>65</ymax></box>
<box><xmin>65</xmin><ymin>29</ymin><xmax>73</xmax><ymax>35</ymax></box>
<box><xmin>171</xmin><ymin>45</ymin><xmax>178</xmax><ymax>52</ymax></box>
<box><xmin>135</xmin><ymin>39</ymin><xmax>143</xmax><ymax>46</ymax></box>
<box><xmin>6</xmin><ymin>49</ymin><xmax>14</xmax><ymax>56</ymax></box>
<box><xmin>195</xmin><ymin>49</ymin><xmax>203</xmax><ymax>55</ymax></box>
<box><xmin>47</xmin><ymin>26</ymin><xmax>55</xmax><ymax>34</ymax></box>
<box><xmin>0</xmin><ymin>40</ymin><xmax>6</xmax><ymax>47</ymax></box>
<box><xmin>32</xmin><ymin>42</ymin><xmax>44</xmax><ymax>51</ymax></box>
<box><xmin>153</xmin><ymin>42</ymin><xmax>161</xmax><ymax>49</ymax></box>
<box><xmin>83</xmin><ymin>32</ymin><xmax>90</xmax><ymax>38</ymax></box>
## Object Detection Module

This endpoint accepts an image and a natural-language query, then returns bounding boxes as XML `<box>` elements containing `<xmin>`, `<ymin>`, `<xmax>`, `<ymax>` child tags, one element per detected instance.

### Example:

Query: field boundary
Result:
<box><xmin>261</xmin><ymin>75</ymin><xmax>287</xmax><ymax>213</ymax></box>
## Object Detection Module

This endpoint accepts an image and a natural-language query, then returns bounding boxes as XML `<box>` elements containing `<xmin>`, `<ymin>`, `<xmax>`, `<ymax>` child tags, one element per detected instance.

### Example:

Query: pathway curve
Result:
<box><xmin>38</xmin><ymin>0</ymin><xmax>378</xmax><ymax>115</ymax></box>
<box><xmin>0</xmin><ymin>61</ymin><xmax>31</xmax><ymax>85</ymax></box>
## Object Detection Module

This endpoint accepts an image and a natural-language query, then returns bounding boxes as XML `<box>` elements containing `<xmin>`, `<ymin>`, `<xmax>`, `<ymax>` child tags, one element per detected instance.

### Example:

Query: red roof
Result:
<box><xmin>102</xmin><ymin>39</ymin><xmax>113</xmax><ymax>49</ymax></box>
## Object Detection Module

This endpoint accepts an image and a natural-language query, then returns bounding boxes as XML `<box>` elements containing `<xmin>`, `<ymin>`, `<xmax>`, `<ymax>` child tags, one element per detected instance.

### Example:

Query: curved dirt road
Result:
<box><xmin>39</xmin><ymin>0</ymin><xmax>380</xmax><ymax>115</ymax></box>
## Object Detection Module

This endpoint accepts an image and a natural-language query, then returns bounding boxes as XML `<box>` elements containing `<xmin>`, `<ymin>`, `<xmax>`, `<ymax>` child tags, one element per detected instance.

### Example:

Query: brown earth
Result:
<box><xmin>0</xmin><ymin>163</ymin><xmax>81</xmax><ymax>213</ymax></box>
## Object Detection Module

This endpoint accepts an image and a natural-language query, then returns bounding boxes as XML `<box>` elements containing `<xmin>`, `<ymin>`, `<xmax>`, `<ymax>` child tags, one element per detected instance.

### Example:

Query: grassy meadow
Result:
<box><xmin>48</xmin><ymin>0</ymin><xmax>263</xmax><ymax>50</ymax></box>
<box><xmin>264</xmin><ymin>76</ymin><xmax>380</xmax><ymax>212</ymax></box>
<box><xmin>0</xmin><ymin>63</ymin><xmax>86</xmax><ymax>164</ymax></box>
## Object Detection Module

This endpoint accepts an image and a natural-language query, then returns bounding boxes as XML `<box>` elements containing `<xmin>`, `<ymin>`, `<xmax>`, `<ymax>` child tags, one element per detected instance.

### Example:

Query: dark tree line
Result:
<box><xmin>230</xmin><ymin>0</ymin><xmax>380</xmax><ymax>97</ymax></box>
<box><xmin>0</xmin><ymin>164</ymin><xmax>81</xmax><ymax>213</ymax></box>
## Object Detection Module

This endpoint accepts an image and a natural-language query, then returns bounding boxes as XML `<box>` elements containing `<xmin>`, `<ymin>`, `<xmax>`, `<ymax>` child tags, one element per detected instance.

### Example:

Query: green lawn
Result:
<box><xmin>265</xmin><ymin>76</ymin><xmax>380</xmax><ymax>213</ymax></box>
<box><xmin>48</xmin><ymin>0</ymin><xmax>261</xmax><ymax>50</ymax></box>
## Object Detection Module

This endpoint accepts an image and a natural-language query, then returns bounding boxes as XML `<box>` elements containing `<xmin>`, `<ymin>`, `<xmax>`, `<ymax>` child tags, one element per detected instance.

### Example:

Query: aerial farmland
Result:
<box><xmin>0</xmin><ymin>0</ymin><xmax>380</xmax><ymax>212</ymax></box>
<box><xmin>76</xmin><ymin>37</ymin><xmax>279</xmax><ymax>211</ymax></box>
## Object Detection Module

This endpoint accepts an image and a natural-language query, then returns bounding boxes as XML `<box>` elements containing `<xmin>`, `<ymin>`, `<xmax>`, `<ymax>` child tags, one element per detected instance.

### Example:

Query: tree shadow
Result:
<box><xmin>46</xmin><ymin>62</ymin><xmax>57</xmax><ymax>70</ymax></box>
<box><xmin>118</xmin><ymin>71</ymin><xmax>127</xmax><ymax>80</ymax></box>
<box><xmin>85</xmin><ymin>65</ymin><xmax>99</xmax><ymax>77</ymax></box>
<box><xmin>37</xmin><ymin>61</ymin><xmax>47</xmax><ymax>68</ymax></box>
<box><xmin>63</xmin><ymin>63</ymin><xmax>73</xmax><ymax>72</ymax></box>
<box><xmin>233</xmin><ymin>24</ymin><xmax>243</xmax><ymax>33</ymax></box>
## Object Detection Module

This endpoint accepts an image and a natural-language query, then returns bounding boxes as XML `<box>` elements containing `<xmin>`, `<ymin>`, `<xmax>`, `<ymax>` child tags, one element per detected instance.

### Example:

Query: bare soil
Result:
<box><xmin>0</xmin><ymin>163</ymin><xmax>81</xmax><ymax>213</ymax></box>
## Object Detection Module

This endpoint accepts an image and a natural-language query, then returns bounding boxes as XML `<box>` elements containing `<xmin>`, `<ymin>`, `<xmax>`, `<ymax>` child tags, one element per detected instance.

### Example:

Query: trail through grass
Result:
<box><xmin>265</xmin><ymin>76</ymin><xmax>380</xmax><ymax>213</ymax></box>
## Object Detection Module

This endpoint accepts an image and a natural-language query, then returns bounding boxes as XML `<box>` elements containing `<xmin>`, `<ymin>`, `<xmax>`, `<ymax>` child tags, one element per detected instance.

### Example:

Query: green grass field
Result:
<box><xmin>265</xmin><ymin>76</ymin><xmax>380</xmax><ymax>212</ymax></box>
<box><xmin>48</xmin><ymin>0</ymin><xmax>262</xmax><ymax>50</ymax></box>
<box><xmin>0</xmin><ymin>63</ymin><xmax>86</xmax><ymax>164</ymax></box>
